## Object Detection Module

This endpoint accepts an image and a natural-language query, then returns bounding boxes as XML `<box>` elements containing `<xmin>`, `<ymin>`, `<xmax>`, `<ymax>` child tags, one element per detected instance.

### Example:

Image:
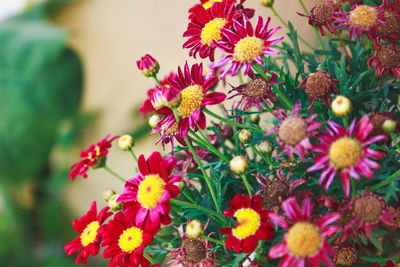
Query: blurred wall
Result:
<box><xmin>53</xmin><ymin>0</ymin><xmax>319</xmax><ymax>214</ymax></box>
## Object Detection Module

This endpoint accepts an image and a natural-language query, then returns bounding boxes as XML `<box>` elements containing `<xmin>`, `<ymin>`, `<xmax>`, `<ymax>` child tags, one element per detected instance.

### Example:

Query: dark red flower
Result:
<box><xmin>376</xmin><ymin>0</ymin><xmax>400</xmax><ymax>41</ymax></box>
<box><xmin>368</xmin><ymin>41</ymin><xmax>400</xmax><ymax>78</ymax></box>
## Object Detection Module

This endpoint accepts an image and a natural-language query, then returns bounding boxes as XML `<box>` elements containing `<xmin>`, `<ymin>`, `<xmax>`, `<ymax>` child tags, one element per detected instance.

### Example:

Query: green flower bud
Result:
<box><xmin>382</xmin><ymin>119</ymin><xmax>396</xmax><ymax>133</ymax></box>
<box><xmin>258</xmin><ymin>141</ymin><xmax>273</xmax><ymax>154</ymax></box>
<box><xmin>118</xmin><ymin>135</ymin><xmax>135</xmax><ymax>151</ymax></box>
<box><xmin>102</xmin><ymin>188</ymin><xmax>116</xmax><ymax>202</ymax></box>
<box><xmin>230</xmin><ymin>156</ymin><xmax>249</xmax><ymax>175</ymax></box>
<box><xmin>239</xmin><ymin>129</ymin><xmax>253</xmax><ymax>144</ymax></box>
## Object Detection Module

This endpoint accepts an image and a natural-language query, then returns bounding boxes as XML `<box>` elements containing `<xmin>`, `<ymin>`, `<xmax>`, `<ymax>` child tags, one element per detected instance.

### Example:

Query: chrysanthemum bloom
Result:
<box><xmin>373</xmin><ymin>261</ymin><xmax>396</xmax><ymax>267</ymax></box>
<box><xmin>65</xmin><ymin>201</ymin><xmax>112</xmax><ymax>265</ymax></box>
<box><xmin>268</xmin><ymin>197</ymin><xmax>341</xmax><ymax>267</ymax></box>
<box><xmin>335</xmin><ymin>4</ymin><xmax>383</xmax><ymax>41</ymax></box>
<box><xmin>307</xmin><ymin>115</ymin><xmax>386</xmax><ymax>196</ymax></box>
<box><xmin>255</xmin><ymin>169</ymin><xmax>306</xmax><ymax>213</ymax></box>
<box><xmin>333</xmin><ymin>245</ymin><xmax>358</xmax><ymax>266</ymax></box>
<box><xmin>117</xmin><ymin>152</ymin><xmax>180</xmax><ymax>233</ymax></box>
<box><xmin>168</xmin><ymin>220</ymin><xmax>215</xmax><ymax>267</ymax></box>
<box><xmin>69</xmin><ymin>135</ymin><xmax>119</xmax><ymax>180</ymax></box>
<box><xmin>183</xmin><ymin>0</ymin><xmax>240</xmax><ymax>61</ymax></box>
<box><xmin>229</xmin><ymin>72</ymin><xmax>278</xmax><ymax>111</ymax></box>
<box><xmin>137</xmin><ymin>54</ymin><xmax>160</xmax><ymax>78</ymax></box>
<box><xmin>296</xmin><ymin>70</ymin><xmax>339</xmax><ymax>112</ymax></box>
<box><xmin>221</xmin><ymin>194</ymin><xmax>274</xmax><ymax>253</ymax></box>
<box><xmin>298</xmin><ymin>0</ymin><xmax>341</xmax><ymax>36</ymax></box>
<box><xmin>368</xmin><ymin>42</ymin><xmax>400</xmax><ymax>77</ymax></box>
<box><xmin>101</xmin><ymin>211</ymin><xmax>154</xmax><ymax>267</ymax></box>
<box><xmin>212</xmin><ymin>16</ymin><xmax>283</xmax><ymax>78</ymax></box>
<box><xmin>264</xmin><ymin>102</ymin><xmax>321</xmax><ymax>162</ymax></box>
<box><xmin>159</xmin><ymin>62</ymin><xmax>225</xmax><ymax>138</ymax></box>
<box><xmin>369</xmin><ymin>111</ymin><xmax>398</xmax><ymax>145</ymax></box>
<box><xmin>376</xmin><ymin>0</ymin><xmax>400</xmax><ymax>41</ymax></box>
<box><xmin>345</xmin><ymin>191</ymin><xmax>396</xmax><ymax>237</ymax></box>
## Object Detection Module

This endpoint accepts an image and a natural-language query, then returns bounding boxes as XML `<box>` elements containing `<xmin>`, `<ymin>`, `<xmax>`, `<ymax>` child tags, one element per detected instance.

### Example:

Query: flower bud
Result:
<box><xmin>331</xmin><ymin>95</ymin><xmax>352</xmax><ymax>117</ymax></box>
<box><xmin>149</xmin><ymin>86</ymin><xmax>181</xmax><ymax>110</ymax></box>
<box><xmin>118</xmin><ymin>135</ymin><xmax>135</xmax><ymax>151</ymax></box>
<box><xmin>260</xmin><ymin>0</ymin><xmax>274</xmax><ymax>7</ymax></box>
<box><xmin>149</xmin><ymin>114</ymin><xmax>161</xmax><ymax>128</ymax></box>
<box><xmin>102</xmin><ymin>188</ymin><xmax>116</xmax><ymax>201</ymax></box>
<box><xmin>382</xmin><ymin>119</ymin><xmax>396</xmax><ymax>133</ymax></box>
<box><xmin>108</xmin><ymin>194</ymin><xmax>122</xmax><ymax>211</ymax></box>
<box><xmin>250</xmin><ymin>114</ymin><xmax>260</xmax><ymax>125</ymax></box>
<box><xmin>185</xmin><ymin>219</ymin><xmax>204</xmax><ymax>239</ymax></box>
<box><xmin>239</xmin><ymin>129</ymin><xmax>253</xmax><ymax>144</ymax></box>
<box><xmin>136</xmin><ymin>54</ymin><xmax>160</xmax><ymax>77</ymax></box>
<box><xmin>230</xmin><ymin>156</ymin><xmax>249</xmax><ymax>175</ymax></box>
<box><xmin>258</xmin><ymin>141</ymin><xmax>273</xmax><ymax>154</ymax></box>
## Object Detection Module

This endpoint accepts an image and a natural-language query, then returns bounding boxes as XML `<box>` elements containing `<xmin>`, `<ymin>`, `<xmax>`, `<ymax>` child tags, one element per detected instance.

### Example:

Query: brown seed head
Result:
<box><xmin>304</xmin><ymin>70</ymin><xmax>333</xmax><ymax>97</ymax></box>
<box><xmin>312</xmin><ymin>0</ymin><xmax>336</xmax><ymax>23</ymax></box>
<box><xmin>334</xmin><ymin>246</ymin><xmax>358</xmax><ymax>266</ymax></box>
<box><xmin>376</xmin><ymin>46</ymin><xmax>400</xmax><ymax>68</ymax></box>
<box><xmin>352</xmin><ymin>193</ymin><xmax>383</xmax><ymax>224</ymax></box>
<box><xmin>264</xmin><ymin>179</ymin><xmax>290</xmax><ymax>206</ymax></box>
<box><xmin>183</xmin><ymin>239</ymin><xmax>207</xmax><ymax>264</ymax></box>
<box><xmin>242</xmin><ymin>78</ymin><xmax>268</xmax><ymax>98</ymax></box>
<box><xmin>278</xmin><ymin>116</ymin><xmax>308</xmax><ymax>146</ymax></box>
<box><xmin>378</xmin><ymin>9</ymin><xmax>399</xmax><ymax>37</ymax></box>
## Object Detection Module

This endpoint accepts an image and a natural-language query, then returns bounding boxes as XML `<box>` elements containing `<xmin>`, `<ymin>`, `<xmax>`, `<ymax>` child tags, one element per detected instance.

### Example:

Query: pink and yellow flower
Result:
<box><xmin>65</xmin><ymin>201</ymin><xmax>112</xmax><ymax>265</ymax></box>
<box><xmin>117</xmin><ymin>152</ymin><xmax>180</xmax><ymax>233</ymax></box>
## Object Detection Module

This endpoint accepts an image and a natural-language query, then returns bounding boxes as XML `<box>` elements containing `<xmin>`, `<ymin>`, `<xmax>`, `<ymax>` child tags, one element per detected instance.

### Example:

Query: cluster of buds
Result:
<box><xmin>102</xmin><ymin>188</ymin><xmax>122</xmax><ymax>211</ymax></box>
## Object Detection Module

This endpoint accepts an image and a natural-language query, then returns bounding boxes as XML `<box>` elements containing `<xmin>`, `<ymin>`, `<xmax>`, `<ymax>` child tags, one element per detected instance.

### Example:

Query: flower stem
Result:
<box><xmin>103</xmin><ymin>165</ymin><xmax>126</xmax><ymax>183</ymax></box>
<box><xmin>152</xmin><ymin>74</ymin><xmax>162</xmax><ymax>87</ymax></box>
<box><xmin>170</xmin><ymin>199</ymin><xmax>226</xmax><ymax>222</ymax></box>
<box><xmin>202</xmin><ymin>235</ymin><xmax>225</xmax><ymax>246</ymax></box>
<box><xmin>334</xmin><ymin>31</ymin><xmax>351</xmax><ymax>59</ymax></box>
<box><xmin>342</xmin><ymin>116</ymin><xmax>349</xmax><ymax>129</ymax></box>
<box><xmin>181</xmin><ymin>189</ymin><xmax>196</xmax><ymax>205</ymax></box>
<box><xmin>129</xmin><ymin>149</ymin><xmax>138</xmax><ymax>163</ymax></box>
<box><xmin>298</xmin><ymin>0</ymin><xmax>326</xmax><ymax>49</ymax></box>
<box><xmin>252</xmin><ymin>64</ymin><xmax>293</xmax><ymax>109</ymax></box>
<box><xmin>369</xmin><ymin>169</ymin><xmax>400</xmax><ymax>191</ymax></box>
<box><xmin>240</xmin><ymin>174</ymin><xmax>252</xmax><ymax>197</ymax></box>
<box><xmin>351</xmin><ymin>178</ymin><xmax>356</xmax><ymax>197</ymax></box>
<box><xmin>203</xmin><ymin>108</ymin><xmax>265</xmax><ymax>135</ymax></box>
<box><xmin>190</xmin><ymin>130</ymin><xmax>230</xmax><ymax>163</ymax></box>
<box><xmin>390</xmin><ymin>133</ymin><xmax>400</xmax><ymax>152</ymax></box>
<box><xmin>143</xmin><ymin>252</ymin><xmax>155</xmax><ymax>265</ymax></box>
<box><xmin>249</xmin><ymin>143</ymin><xmax>275</xmax><ymax>168</ymax></box>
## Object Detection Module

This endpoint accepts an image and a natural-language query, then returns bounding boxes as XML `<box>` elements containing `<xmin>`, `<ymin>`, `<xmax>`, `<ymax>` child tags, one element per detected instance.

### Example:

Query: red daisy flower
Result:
<box><xmin>212</xmin><ymin>16</ymin><xmax>283</xmax><ymax>78</ymax></box>
<box><xmin>298</xmin><ymin>0</ymin><xmax>341</xmax><ymax>36</ymax></box>
<box><xmin>376</xmin><ymin>0</ymin><xmax>400</xmax><ymax>41</ymax></box>
<box><xmin>229</xmin><ymin>72</ymin><xmax>278</xmax><ymax>111</ymax></box>
<box><xmin>264</xmin><ymin>102</ymin><xmax>321</xmax><ymax>162</ymax></box>
<box><xmin>117</xmin><ymin>152</ymin><xmax>180</xmax><ymax>233</ymax></box>
<box><xmin>69</xmin><ymin>134</ymin><xmax>119</xmax><ymax>180</ymax></box>
<box><xmin>168</xmin><ymin>219</ymin><xmax>215</xmax><ymax>267</ymax></box>
<box><xmin>158</xmin><ymin>62</ymin><xmax>225</xmax><ymax>139</ymax></box>
<box><xmin>65</xmin><ymin>201</ymin><xmax>112</xmax><ymax>265</ymax></box>
<box><xmin>183</xmin><ymin>0</ymin><xmax>240</xmax><ymax>61</ymax></box>
<box><xmin>136</xmin><ymin>54</ymin><xmax>159</xmax><ymax>78</ymax></box>
<box><xmin>221</xmin><ymin>194</ymin><xmax>274</xmax><ymax>254</ymax></box>
<box><xmin>268</xmin><ymin>196</ymin><xmax>341</xmax><ymax>267</ymax></box>
<box><xmin>373</xmin><ymin>260</ymin><xmax>397</xmax><ymax>267</ymax></box>
<box><xmin>101</xmin><ymin>211</ymin><xmax>154</xmax><ymax>267</ymax></box>
<box><xmin>334</xmin><ymin>4</ymin><xmax>383</xmax><ymax>41</ymax></box>
<box><xmin>368</xmin><ymin>41</ymin><xmax>400</xmax><ymax>78</ymax></box>
<box><xmin>296</xmin><ymin>70</ymin><xmax>339</xmax><ymax>112</ymax></box>
<box><xmin>307</xmin><ymin>115</ymin><xmax>386</xmax><ymax>196</ymax></box>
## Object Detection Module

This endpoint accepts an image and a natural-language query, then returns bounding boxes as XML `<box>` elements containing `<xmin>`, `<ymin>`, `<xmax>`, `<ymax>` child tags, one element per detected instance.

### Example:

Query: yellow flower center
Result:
<box><xmin>137</xmin><ymin>174</ymin><xmax>166</xmax><ymax>209</ymax></box>
<box><xmin>286</xmin><ymin>222</ymin><xmax>322</xmax><ymax>257</ymax></box>
<box><xmin>201</xmin><ymin>18</ymin><xmax>228</xmax><ymax>46</ymax></box>
<box><xmin>329</xmin><ymin>137</ymin><xmax>363</xmax><ymax>169</ymax></box>
<box><xmin>80</xmin><ymin>221</ymin><xmax>100</xmax><ymax>247</ymax></box>
<box><xmin>349</xmin><ymin>5</ymin><xmax>378</xmax><ymax>29</ymax></box>
<box><xmin>234</xmin><ymin>37</ymin><xmax>265</xmax><ymax>63</ymax></box>
<box><xmin>88</xmin><ymin>146</ymin><xmax>101</xmax><ymax>161</ymax></box>
<box><xmin>118</xmin><ymin>226</ymin><xmax>143</xmax><ymax>253</ymax></box>
<box><xmin>177</xmin><ymin>85</ymin><xmax>204</xmax><ymax>118</ymax></box>
<box><xmin>232</xmin><ymin>208</ymin><xmax>260</xmax><ymax>239</ymax></box>
<box><xmin>202</xmin><ymin>0</ymin><xmax>222</xmax><ymax>9</ymax></box>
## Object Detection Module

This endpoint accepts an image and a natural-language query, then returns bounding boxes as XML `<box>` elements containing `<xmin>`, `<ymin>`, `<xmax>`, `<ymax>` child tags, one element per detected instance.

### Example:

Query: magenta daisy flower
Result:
<box><xmin>307</xmin><ymin>115</ymin><xmax>386</xmax><ymax>196</ymax></box>
<box><xmin>268</xmin><ymin>196</ymin><xmax>341</xmax><ymax>267</ymax></box>
<box><xmin>212</xmin><ymin>16</ymin><xmax>283</xmax><ymax>78</ymax></box>
<box><xmin>368</xmin><ymin>41</ymin><xmax>400</xmax><ymax>78</ymax></box>
<box><xmin>376</xmin><ymin>0</ymin><xmax>400</xmax><ymax>41</ymax></box>
<box><xmin>229</xmin><ymin>72</ymin><xmax>278</xmax><ymax>111</ymax></box>
<box><xmin>65</xmin><ymin>201</ymin><xmax>112</xmax><ymax>265</ymax></box>
<box><xmin>159</xmin><ymin>62</ymin><xmax>225</xmax><ymax>139</ymax></box>
<box><xmin>264</xmin><ymin>102</ymin><xmax>321</xmax><ymax>162</ymax></box>
<box><xmin>183</xmin><ymin>0</ymin><xmax>240</xmax><ymax>61</ymax></box>
<box><xmin>117</xmin><ymin>152</ymin><xmax>181</xmax><ymax>233</ymax></box>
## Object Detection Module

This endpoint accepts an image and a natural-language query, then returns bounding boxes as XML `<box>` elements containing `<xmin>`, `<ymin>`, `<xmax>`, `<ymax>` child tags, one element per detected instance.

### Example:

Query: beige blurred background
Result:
<box><xmin>52</xmin><ymin>0</ymin><xmax>318</xmax><ymax>215</ymax></box>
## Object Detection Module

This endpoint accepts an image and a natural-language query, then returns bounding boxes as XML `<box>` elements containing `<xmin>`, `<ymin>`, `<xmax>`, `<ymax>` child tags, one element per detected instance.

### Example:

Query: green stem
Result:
<box><xmin>369</xmin><ymin>169</ymin><xmax>400</xmax><ymax>191</ymax></box>
<box><xmin>170</xmin><ymin>199</ymin><xmax>226</xmax><ymax>222</ymax></box>
<box><xmin>143</xmin><ymin>252</ymin><xmax>155</xmax><ymax>265</ymax></box>
<box><xmin>103</xmin><ymin>165</ymin><xmax>126</xmax><ymax>183</ymax></box>
<box><xmin>202</xmin><ymin>235</ymin><xmax>225</xmax><ymax>246</ymax></box>
<box><xmin>240</xmin><ymin>174</ymin><xmax>252</xmax><ymax>197</ymax></box>
<box><xmin>342</xmin><ymin>116</ymin><xmax>349</xmax><ymax>130</ymax></box>
<box><xmin>129</xmin><ymin>149</ymin><xmax>138</xmax><ymax>163</ymax></box>
<box><xmin>238</xmin><ymin>70</ymin><xmax>244</xmax><ymax>84</ymax></box>
<box><xmin>203</xmin><ymin>108</ymin><xmax>264</xmax><ymax>135</ymax></box>
<box><xmin>252</xmin><ymin>64</ymin><xmax>293</xmax><ymax>109</ymax></box>
<box><xmin>351</xmin><ymin>178</ymin><xmax>356</xmax><ymax>197</ymax></box>
<box><xmin>249</xmin><ymin>143</ymin><xmax>275</xmax><ymax>168</ymax></box>
<box><xmin>190</xmin><ymin>130</ymin><xmax>230</xmax><ymax>163</ymax></box>
<box><xmin>181</xmin><ymin>189</ymin><xmax>196</xmax><ymax>205</ymax></box>
<box><xmin>270</xmin><ymin>7</ymin><xmax>314</xmax><ymax>50</ymax></box>
<box><xmin>152</xmin><ymin>74</ymin><xmax>162</xmax><ymax>87</ymax></box>
<box><xmin>391</xmin><ymin>133</ymin><xmax>400</xmax><ymax>152</ymax></box>
<box><xmin>371</xmin><ymin>144</ymin><xmax>399</xmax><ymax>155</ymax></box>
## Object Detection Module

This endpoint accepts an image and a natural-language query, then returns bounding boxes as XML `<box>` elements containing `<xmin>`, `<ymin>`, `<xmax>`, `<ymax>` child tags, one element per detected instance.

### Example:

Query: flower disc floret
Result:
<box><xmin>183</xmin><ymin>239</ymin><xmax>207</xmax><ymax>264</ymax></box>
<box><xmin>328</xmin><ymin>137</ymin><xmax>363</xmax><ymax>169</ymax></box>
<box><xmin>177</xmin><ymin>85</ymin><xmax>204</xmax><ymax>118</ymax></box>
<box><xmin>137</xmin><ymin>174</ymin><xmax>166</xmax><ymax>209</ymax></box>
<box><xmin>81</xmin><ymin>221</ymin><xmax>100</xmax><ymax>247</ymax></box>
<box><xmin>234</xmin><ymin>37</ymin><xmax>265</xmax><ymax>63</ymax></box>
<box><xmin>232</xmin><ymin>208</ymin><xmax>261</xmax><ymax>239</ymax></box>
<box><xmin>118</xmin><ymin>227</ymin><xmax>143</xmax><ymax>253</ymax></box>
<box><xmin>201</xmin><ymin>18</ymin><xmax>227</xmax><ymax>45</ymax></box>
<box><xmin>286</xmin><ymin>222</ymin><xmax>322</xmax><ymax>257</ymax></box>
<box><xmin>352</xmin><ymin>194</ymin><xmax>383</xmax><ymax>223</ymax></box>
<box><xmin>278</xmin><ymin>116</ymin><xmax>308</xmax><ymax>146</ymax></box>
<box><xmin>349</xmin><ymin>5</ymin><xmax>379</xmax><ymax>29</ymax></box>
<box><xmin>376</xmin><ymin>46</ymin><xmax>400</xmax><ymax>67</ymax></box>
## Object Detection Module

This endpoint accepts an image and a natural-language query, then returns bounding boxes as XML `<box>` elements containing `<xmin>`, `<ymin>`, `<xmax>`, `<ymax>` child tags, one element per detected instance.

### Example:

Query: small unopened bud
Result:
<box><xmin>382</xmin><ymin>119</ymin><xmax>396</xmax><ymax>133</ymax></box>
<box><xmin>149</xmin><ymin>114</ymin><xmax>161</xmax><ymax>128</ymax></box>
<box><xmin>136</xmin><ymin>54</ymin><xmax>160</xmax><ymax>77</ymax></box>
<box><xmin>102</xmin><ymin>188</ymin><xmax>116</xmax><ymax>201</ymax></box>
<box><xmin>258</xmin><ymin>141</ymin><xmax>273</xmax><ymax>154</ymax></box>
<box><xmin>185</xmin><ymin>219</ymin><xmax>204</xmax><ymax>239</ymax></box>
<box><xmin>331</xmin><ymin>95</ymin><xmax>352</xmax><ymax>117</ymax></box>
<box><xmin>260</xmin><ymin>0</ymin><xmax>274</xmax><ymax>7</ymax></box>
<box><xmin>118</xmin><ymin>135</ymin><xmax>134</xmax><ymax>151</ymax></box>
<box><xmin>108</xmin><ymin>195</ymin><xmax>122</xmax><ymax>211</ymax></box>
<box><xmin>230</xmin><ymin>156</ymin><xmax>249</xmax><ymax>175</ymax></box>
<box><xmin>250</xmin><ymin>114</ymin><xmax>260</xmax><ymax>125</ymax></box>
<box><xmin>239</xmin><ymin>129</ymin><xmax>253</xmax><ymax>144</ymax></box>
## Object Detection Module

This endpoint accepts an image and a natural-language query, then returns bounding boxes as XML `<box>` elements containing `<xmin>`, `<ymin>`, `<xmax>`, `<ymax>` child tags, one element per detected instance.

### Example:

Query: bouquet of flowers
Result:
<box><xmin>64</xmin><ymin>0</ymin><xmax>400</xmax><ymax>266</ymax></box>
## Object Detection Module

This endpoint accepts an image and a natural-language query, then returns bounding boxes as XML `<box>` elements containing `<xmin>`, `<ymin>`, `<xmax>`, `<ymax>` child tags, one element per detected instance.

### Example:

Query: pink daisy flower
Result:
<box><xmin>307</xmin><ymin>115</ymin><xmax>386</xmax><ymax>196</ymax></box>
<box><xmin>268</xmin><ymin>196</ymin><xmax>341</xmax><ymax>267</ymax></box>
